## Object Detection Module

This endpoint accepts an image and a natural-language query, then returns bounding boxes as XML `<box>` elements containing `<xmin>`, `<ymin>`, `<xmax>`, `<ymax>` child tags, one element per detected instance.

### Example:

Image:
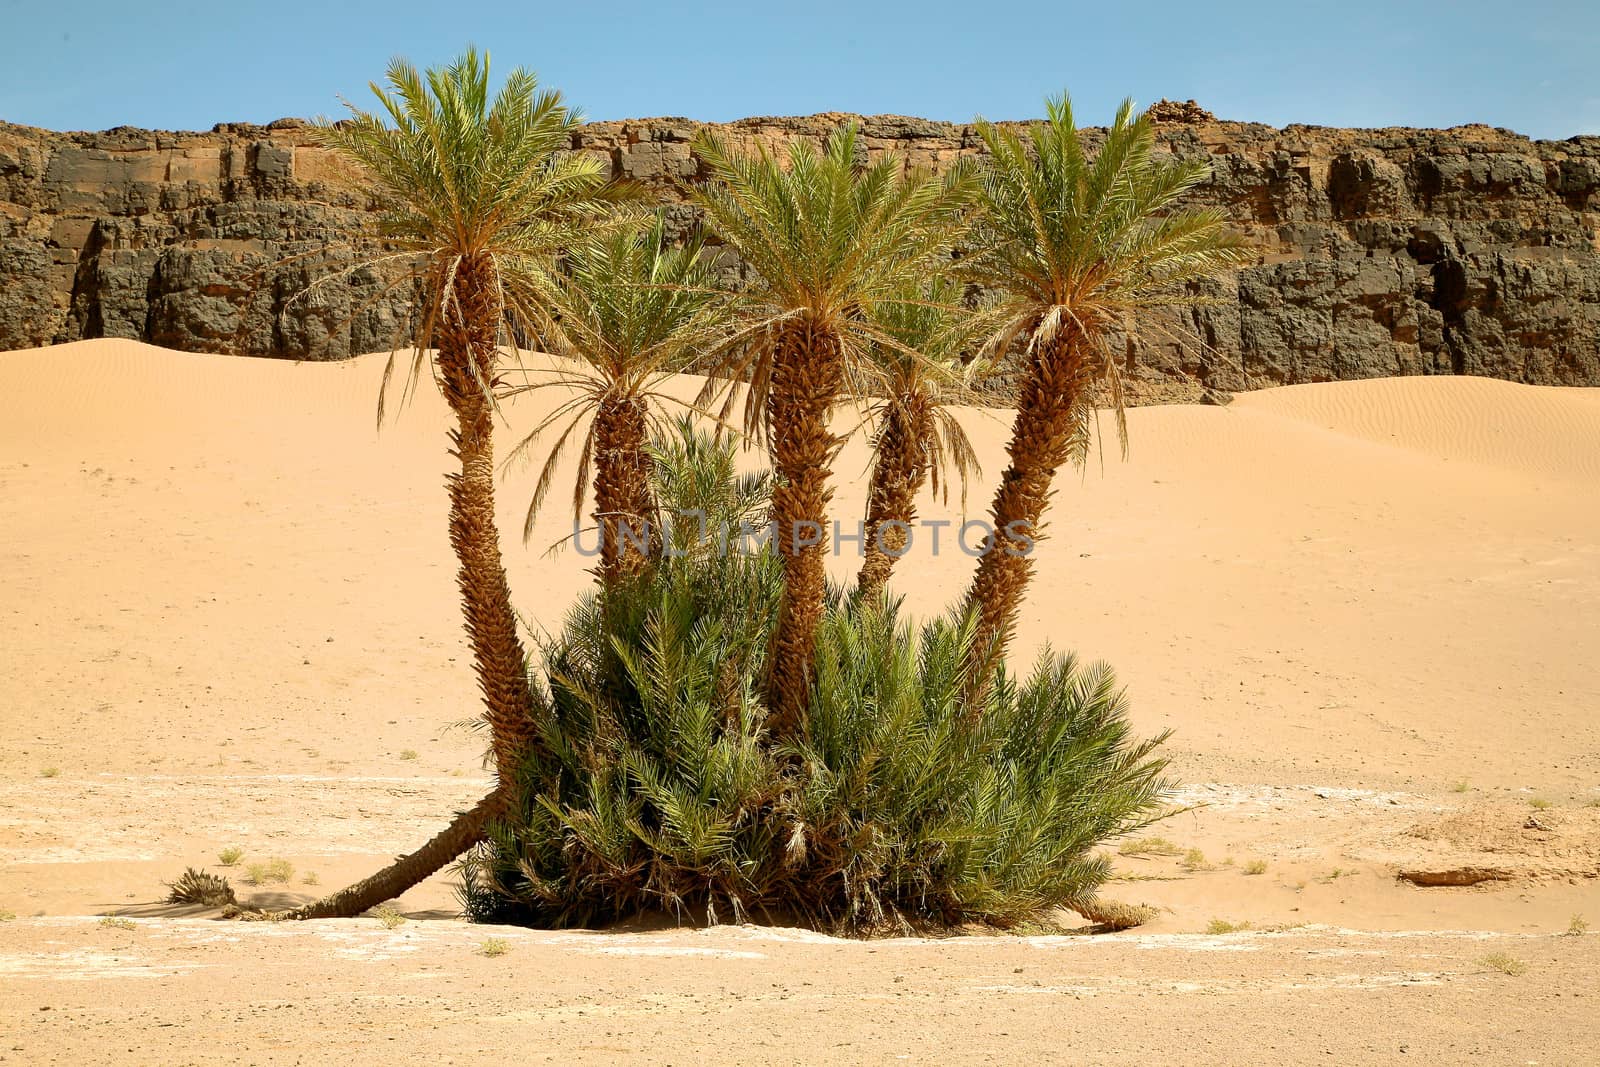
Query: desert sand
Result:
<box><xmin>2</xmin><ymin>339</ymin><xmax>1597</xmax><ymax>1064</ymax></box>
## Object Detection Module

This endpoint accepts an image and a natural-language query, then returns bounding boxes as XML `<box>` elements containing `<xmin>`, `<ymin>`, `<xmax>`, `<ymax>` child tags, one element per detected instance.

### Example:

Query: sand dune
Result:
<box><xmin>2</xmin><ymin>339</ymin><xmax>1598</xmax><ymax>1063</ymax></box>
<box><xmin>3</xmin><ymin>338</ymin><xmax>1596</xmax><ymax>792</ymax></box>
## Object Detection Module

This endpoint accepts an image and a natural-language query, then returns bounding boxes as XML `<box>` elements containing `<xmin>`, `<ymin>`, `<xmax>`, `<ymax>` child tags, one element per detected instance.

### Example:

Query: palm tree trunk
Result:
<box><xmin>283</xmin><ymin>253</ymin><xmax>541</xmax><ymax>920</ymax></box>
<box><xmin>278</xmin><ymin>788</ymin><xmax>508</xmax><ymax>919</ymax></box>
<box><xmin>856</xmin><ymin>395</ymin><xmax>931</xmax><ymax>599</ymax></box>
<box><xmin>592</xmin><ymin>395</ymin><xmax>655</xmax><ymax>585</ymax></box>
<box><xmin>435</xmin><ymin>253</ymin><xmax>541</xmax><ymax>774</ymax></box>
<box><xmin>765</xmin><ymin>316</ymin><xmax>844</xmax><ymax>738</ymax></box>
<box><xmin>963</xmin><ymin>331</ymin><xmax>1084</xmax><ymax>691</ymax></box>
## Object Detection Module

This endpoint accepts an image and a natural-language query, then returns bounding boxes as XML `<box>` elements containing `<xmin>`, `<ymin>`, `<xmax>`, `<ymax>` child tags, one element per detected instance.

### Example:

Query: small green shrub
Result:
<box><xmin>1568</xmin><ymin>914</ymin><xmax>1588</xmax><ymax>937</ymax></box>
<box><xmin>479</xmin><ymin>937</ymin><xmax>509</xmax><ymax>957</ymax></box>
<box><xmin>217</xmin><ymin>847</ymin><xmax>244</xmax><ymax>867</ymax></box>
<box><xmin>373</xmin><ymin>904</ymin><xmax>406</xmax><ymax>929</ymax></box>
<box><xmin>1180</xmin><ymin>848</ymin><xmax>1211</xmax><ymax>871</ymax></box>
<box><xmin>1478</xmin><ymin>952</ymin><xmax>1527</xmax><ymax>976</ymax></box>
<box><xmin>243</xmin><ymin>858</ymin><xmax>294</xmax><ymax>886</ymax></box>
<box><xmin>1528</xmin><ymin>797</ymin><xmax>1552</xmax><ymax>811</ymax></box>
<box><xmin>1243</xmin><ymin>859</ymin><xmax>1268</xmax><ymax>876</ymax></box>
<box><xmin>460</xmin><ymin>425</ymin><xmax>1173</xmax><ymax>934</ymax></box>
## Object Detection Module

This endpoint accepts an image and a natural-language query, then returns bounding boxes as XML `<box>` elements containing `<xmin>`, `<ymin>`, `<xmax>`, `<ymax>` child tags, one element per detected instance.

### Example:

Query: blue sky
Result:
<box><xmin>1</xmin><ymin>1</ymin><xmax>1596</xmax><ymax>138</ymax></box>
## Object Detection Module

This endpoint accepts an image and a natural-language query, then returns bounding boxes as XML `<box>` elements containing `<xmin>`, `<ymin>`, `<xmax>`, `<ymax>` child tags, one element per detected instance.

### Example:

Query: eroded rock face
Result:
<box><xmin>2</xmin><ymin>109</ymin><xmax>1597</xmax><ymax>400</ymax></box>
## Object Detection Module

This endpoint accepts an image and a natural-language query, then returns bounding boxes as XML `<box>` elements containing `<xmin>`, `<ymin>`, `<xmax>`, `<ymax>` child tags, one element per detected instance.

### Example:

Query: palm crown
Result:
<box><xmin>964</xmin><ymin>94</ymin><xmax>1252</xmax><ymax>452</ymax></box>
<box><xmin>314</xmin><ymin>50</ymin><xmax>629</xmax><ymax>418</ymax></box>
<box><xmin>691</xmin><ymin>124</ymin><xmax>979</xmax><ymax>435</ymax></box>
<box><xmin>505</xmin><ymin>216</ymin><xmax>727</xmax><ymax>540</ymax></box>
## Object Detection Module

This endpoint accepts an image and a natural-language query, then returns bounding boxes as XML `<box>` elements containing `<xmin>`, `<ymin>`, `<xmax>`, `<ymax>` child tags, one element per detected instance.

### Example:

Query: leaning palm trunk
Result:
<box><xmin>765</xmin><ymin>316</ymin><xmax>845</xmax><ymax>737</ymax></box>
<box><xmin>963</xmin><ymin>329</ymin><xmax>1088</xmax><ymax>689</ymax></box>
<box><xmin>856</xmin><ymin>395</ymin><xmax>931</xmax><ymax>598</ymax></box>
<box><xmin>281</xmin><ymin>788</ymin><xmax>508</xmax><ymax>919</ymax></box>
<box><xmin>287</xmin><ymin>254</ymin><xmax>540</xmax><ymax>919</ymax></box>
<box><xmin>592</xmin><ymin>395</ymin><xmax>656</xmax><ymax>585</ymax></box>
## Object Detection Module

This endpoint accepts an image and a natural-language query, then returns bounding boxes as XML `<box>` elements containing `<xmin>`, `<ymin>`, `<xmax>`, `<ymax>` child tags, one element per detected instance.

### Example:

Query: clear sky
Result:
<box><xmin>1</xmin><ymin>0</ymin><xmax>1596</xmax><ymax>139</ymax></box>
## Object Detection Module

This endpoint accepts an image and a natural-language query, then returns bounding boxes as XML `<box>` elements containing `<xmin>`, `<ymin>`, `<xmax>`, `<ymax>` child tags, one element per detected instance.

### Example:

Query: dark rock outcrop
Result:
<box><xmin>3</xmin><ymin>109</ymin><xmax>1597</xmax><ymax>401</ymax></box>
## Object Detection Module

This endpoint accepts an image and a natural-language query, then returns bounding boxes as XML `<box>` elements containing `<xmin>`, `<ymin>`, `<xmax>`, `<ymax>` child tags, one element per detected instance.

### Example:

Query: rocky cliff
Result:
<box><xmin>3</xmin><ymin>106</ymin><xmax>1598</xmax><ymax>400</ymax></box>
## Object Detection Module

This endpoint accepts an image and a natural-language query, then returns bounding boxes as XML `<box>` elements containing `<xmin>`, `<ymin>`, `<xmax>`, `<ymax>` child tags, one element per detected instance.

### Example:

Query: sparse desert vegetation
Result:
<box><xmin>1243</xmin><ymin>859</ymin><xmax>1268</xmax><ymax>876</ymax></box>
<box><xmin>98</xmin><ymin>916</ymin><xmax>137</xmax><ymax>930</ymax></box>
<box><xmin>1478</xmin><ymin>952</ymin><xmax>1528</xmax><ymax>976</ymax></box>
<box><xmin>1118</xmin><ymin>837</ymin><xmax>1185</xmax><ymax>858</ymax></box>
<box><xmin>243</xmin><ymin>859</ymin><xmax>295</xmax><ymax>886</ymax></box>
<box><xmin>479</xmin><ymin>937</ymin><xmax>509</xmax><ymax>958</ymax></box>
<box><xmin>217</xmin><ymin>846</ymin><xmax>243</xmax><ymax>866</ymax></box>
<box><xmin>1206</xmin><ymin>919</ymin><xmax>1252</xmax><ymax>934</ymax></box>
<box><xmin>372</xmin><ymin>904</ymin><xmax>407</xmax><ymax>929</ymax></box>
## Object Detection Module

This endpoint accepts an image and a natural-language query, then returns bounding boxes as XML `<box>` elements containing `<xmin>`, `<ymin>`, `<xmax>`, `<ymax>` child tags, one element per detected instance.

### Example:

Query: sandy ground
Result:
<box><xmin>2</xmin><ymin>339</ymin><xmax>1598</xmax><ymax>1063</ymax></box>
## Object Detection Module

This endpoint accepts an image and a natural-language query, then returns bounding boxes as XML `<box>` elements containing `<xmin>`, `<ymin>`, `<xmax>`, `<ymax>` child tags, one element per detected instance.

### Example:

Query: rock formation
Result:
<box><xmin>3</xmin><ymin>107</ymin><xmax>1597</xmax><ymax>400</ymax></box>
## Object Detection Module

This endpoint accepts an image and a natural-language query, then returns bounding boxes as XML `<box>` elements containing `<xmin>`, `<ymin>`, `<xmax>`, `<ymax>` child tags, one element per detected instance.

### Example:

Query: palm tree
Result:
<box><xmin>505</xmin><ymin>217</ymin><xmax>726</xmax><ymax>586</ymax></box>
<box><xmin>283</xmin><ymin>51</ymin><xmax>631</xmax><ymax>919</ymax></box>
<box><xmin>691</xmin><ymin>125</ymin><xmax>977</xmax><ymax>737</ymax></box>
<box><xmin>854</xmin><ymin>276</ymin><xmax>984</xmax><ymax>598</ymax></box>
<box><xmin>958</xmin><ymin>95</ymin><xmax>1252</xmax><ymax>688</ymax></box>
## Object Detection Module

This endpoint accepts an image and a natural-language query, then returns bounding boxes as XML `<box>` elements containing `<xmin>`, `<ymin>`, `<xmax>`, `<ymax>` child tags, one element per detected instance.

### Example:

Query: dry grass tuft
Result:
<box><xmin>1528</xmin><ymin>797</ymin><xmax>1553</xmax><ymax>810</ymax></box>
<box><xmin>216</xmin><ymin>847</ymin><xmax>244</xmax><ymax>867</ymax></box>
<box><xmin>1206</xmin><ymin>918</ymin><xmax>1252</xmax><ymax>934</ymax></box>
<box><xmin>1243</xmin><ymin>859</ymin><xmax>1268</xmax><ymax>876</ymax></box>
<box><xmin>243</xmin><ymin>858</ymin><xmax>295</xmax><ymax>886</ymax></box>
<box><xmin>1117</xmin><ymin>837</ymin><xmax>1183</xmax><ymax>858</ymax></box>
<box><xmin>399</xmin><ymin>749</ymin><xmax>419</xmax><ymax>761</ymax></box>
<box><xmin>1478</xmin><ymin>951</ymin><xmax>1527</xmax><ymax>976</ymax></box>
<box><xmin>479</xmin><ymin>937</ymin><xmax>509</xmax><ymax>957</ymax></box>
<box><xmin>1568</xmin><ymin>914</ymin><xmax>1589</xmax><ymax>937</ymax></box>
<box><xmin>98</xmin><ymin>916</ymin><xmax>137</xmax><ymax>930</ymax></box>
<box><xmin>39</xmin><ymin>767</ymin><xmax>60</xmax><ymax>778</ymax></box>
<box><xmin>372</xmin><ymin>904</ymin><xmax>407</xmax><ymax>929</ymax></box>
<box><xmin>1074</xmin><ymin>897</ymin><xmax>1158</xmax><ymax>930</ymax></box>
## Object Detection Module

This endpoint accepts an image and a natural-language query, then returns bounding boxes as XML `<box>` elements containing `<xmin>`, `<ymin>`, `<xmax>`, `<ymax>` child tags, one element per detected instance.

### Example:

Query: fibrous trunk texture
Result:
<box><xmin>435</xmin><ymin>253</ymin><xmax>540</xmax><ymax>774</ymax></box>
<box><xmin>592</xmin><ymin>395</ymin><xmax>656</xmax><ymax>586</ymax></box>
<box><xmin>284</xmin><ymin>253</ymin><xmax>540</xmax><ymax>920</ymax></box>
<box><xmin>279</xmin><ymin>788</ymin><xmax>507</xmax><ymax>919</ymax></box>
<box><xmin>765</xmin><ymin>316</ymin><xmax>845</xmax><ymax>738</ymax></box>
<box><xmin>856</xmin><ymin>394</ymin><xmax>932</xmax><ymax>599</ymax></box>
<box><xmin>963</xmin><ymin>330</ymin><xmax>1085</xmax><ymax>690</ymax></box>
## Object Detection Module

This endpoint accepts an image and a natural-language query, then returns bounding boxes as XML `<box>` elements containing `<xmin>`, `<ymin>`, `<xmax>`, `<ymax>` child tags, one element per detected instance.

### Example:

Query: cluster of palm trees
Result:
<box><xmin>283</xmin><ymin>49</ymin><xmax>1249</xmax><ymax>919</ymax></box>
